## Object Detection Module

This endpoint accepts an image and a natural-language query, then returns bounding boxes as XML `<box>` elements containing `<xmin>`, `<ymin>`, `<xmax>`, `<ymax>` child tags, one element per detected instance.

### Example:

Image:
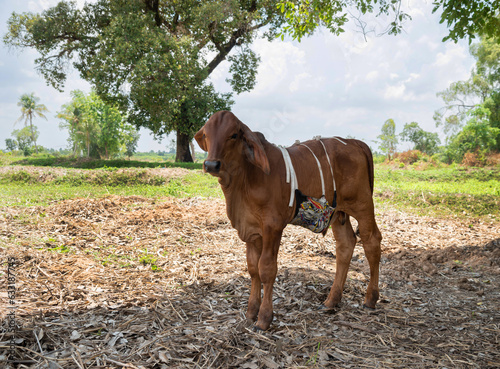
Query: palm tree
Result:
<box><xmin>16</xmin><ymin>93</ymin><xmax>48</xmax><ymax>154</ymax></box>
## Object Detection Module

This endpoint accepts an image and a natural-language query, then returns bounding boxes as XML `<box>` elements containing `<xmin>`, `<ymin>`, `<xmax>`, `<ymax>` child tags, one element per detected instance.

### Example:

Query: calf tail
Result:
<box><xmin>353</xmin><ymin>140</ymin><xmax>375</xmax><ymax>195</ymax></box>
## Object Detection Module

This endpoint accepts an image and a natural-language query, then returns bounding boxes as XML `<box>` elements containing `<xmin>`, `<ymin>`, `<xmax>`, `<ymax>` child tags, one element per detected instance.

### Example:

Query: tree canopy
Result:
<box><xmin>58</xmin><ymin>90</ymin><xmax>140</xmax><ymax>159</ymax></box>
<box><xmin>12</xmin><ymin>126</ymin><xmax>40</xmax><ymax>156</ymax></box>
<box><xmin>377</xmin><ymin>118</ymin><xmax>398</xmax><ymax>160</ymax></box>
<box><xmin>15</xmin><ymin>92</ymin><xmax>48</xmax><ymax>155</ymax></box>
<box><xmin>4</xmin><ymin>0</ymin><xmax>287</xmax><ymax>161</ymax></box>
<box><xmin>5</xmin><ymin>1</ymin><xmax>499</xmax><ymax>162</ymax></box>
<box><xmin>435</xmin><ymin>34</ymin><xmax>500</xmax><ymax>151</ymax></box>
<box><xmin>400</xmin><ymin>122</ymin><xmax>440</xmax><ymax>156</ymax></box>
<box><xmin>276</xmin><ymin>0</ymin><xmax>500</xmax><ymax>42</ymax></box>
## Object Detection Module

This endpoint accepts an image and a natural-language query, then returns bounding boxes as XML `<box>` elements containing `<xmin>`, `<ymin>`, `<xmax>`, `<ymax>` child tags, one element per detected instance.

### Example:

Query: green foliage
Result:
<box><xmin>277</xmin><ymin>0</ymin><xmax>410</xmax><ymax>41</ymax></box>
<box><xmin>435</xmin><ymin>34</ymin><xmax>500</xmax><ymax>152</ymax></box>
<box><xmin>0</xmin><ymin>168</ymin><xmax>166</xmax><ymax>187</ymax></box>
<box><xmin>124</xmin><ymin>128</ymin><xmax>140</xmax><ymax>158</ymax></box>
<box><xmin>58</xmin><ymin>90</ymin><xmax>140</xmax><ymax>159</ymax></box>
<box><xmin>12</xmin><ymin>126</ymin><xmax>39</xmax><ymax>156</ymax></box>
<box><xmin>15</xmin><ymin>92</ymin><xmax>48</xmax><ymax>155</ymax></box>
<box><xmin>377</xmin><ymin>118</ymin><xmax>398</xmax><ymax>160</ymax></box>
<box><xmin>226</xmin><ymin>47</ymin><xmax>261</xmax><ymax>94</ymax></box>
<box><xmin>432</xmin><ymin>1</ymin><xmax>500</xmax><ymax>42</ymax></box>
<box><xmin>5</xmin><ymin>138</ymin><xmax>17</xmax><ymax>152</ymax></box>
<box><xmin>47</xmin><ymin>244</ymin><xmax>71</xmax><ymax>253</ymax></box>
<box><xmin>445</xmin><ymin>105</ymin><xmax>500</xmax><ymax>162</ymax></box>
<box><xmin>276</xmin><ymin>0</ymin><xmax>499</xmax><ymax>43</ymax></box>
<box><xmin>4</xmin><ymin>0</ymin><xmax>286</xmax><ymax>162</ymax></box>
<box><xmin>400</xmin><ymin>122</ymin><xmax>441</xmax><ymax>155</ymax></box>
<box><xmin>139</xmin><ymin>249</ymin><xmax>160</xmax><ymax>271</ymax></box>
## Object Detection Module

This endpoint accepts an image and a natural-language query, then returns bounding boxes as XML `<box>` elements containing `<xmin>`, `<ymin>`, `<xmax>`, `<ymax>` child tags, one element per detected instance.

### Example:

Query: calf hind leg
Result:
<box><xmin>324</xmin><ymin>213</ymin><xmax>356</xmax><ymax>309</ymax></box>
<box><xmin>357</xmin><ymin>216</ymin><xmax>382</xmax><ymax>309</ymax></box>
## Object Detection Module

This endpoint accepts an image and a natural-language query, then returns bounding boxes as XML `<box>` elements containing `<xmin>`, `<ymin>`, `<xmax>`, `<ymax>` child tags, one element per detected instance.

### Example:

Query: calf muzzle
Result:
<box><xmin>204</xmin><ymin>160</ymin><xmax>221</xmax><ymax>174</ymax></box>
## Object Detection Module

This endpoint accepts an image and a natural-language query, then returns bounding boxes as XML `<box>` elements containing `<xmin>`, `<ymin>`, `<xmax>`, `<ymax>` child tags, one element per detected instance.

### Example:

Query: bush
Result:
<box><xmin>394</xmin><ymin>150</ymin><xmax>422</xmax><ymax>165</ymax></box>
<box><xmin>462</xmin><ymin>151</ymin><xmax>486</xmax><ymax>167</ymax></box>
<box><xmin>486</xmin><ymin>152</ymin><xmax>500</xmax><ymax>166</ymax></box>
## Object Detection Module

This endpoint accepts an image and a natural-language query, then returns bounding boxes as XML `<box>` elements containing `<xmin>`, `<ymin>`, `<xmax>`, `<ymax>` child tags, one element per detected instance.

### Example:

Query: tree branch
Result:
<box><xmin>205</xmin><ymin>19</ymin><xmax>269</xmax><ymax>77</ymax></box>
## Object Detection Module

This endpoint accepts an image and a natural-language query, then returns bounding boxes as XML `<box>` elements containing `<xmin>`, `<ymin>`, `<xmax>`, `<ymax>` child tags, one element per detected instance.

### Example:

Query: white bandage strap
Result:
<box><xmin>333</xmin><ymin>136</ymin><xmax>347</xmax><ymax>145</ymax></box>
<box><xmin>299</xmin><ymin>144</ymin><xmax>326</xmax><ymax>197</ymax></box>
<box><xmin>318</xmin><ymin>139</ymin><xmax>336</xmax><ymax>193</ymax></box>
<box><xmin>279</xmin><ymin>140</ymin><xmax>339</xmax><ymax>208</ymax></box>
<box><xmin>278</xmin><ymin>146</ymin><xmax>298</xmax><ymax>207</ymax></box>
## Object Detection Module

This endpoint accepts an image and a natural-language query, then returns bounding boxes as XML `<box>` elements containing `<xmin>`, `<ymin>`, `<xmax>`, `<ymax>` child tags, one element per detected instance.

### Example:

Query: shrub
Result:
<box><xmin>462</xmin><ymin>151</ymin><xmax>486</xmax><ymax>167</ymax></box>
<box><xmin>394</xmin><ymin>150</ymin><xmax>422</xmax><ymax>165</ymax></box>
<box><xmin>485</xmin><ymin>152</ymin><xmax>500</xmax><ymax>166</ymax></box>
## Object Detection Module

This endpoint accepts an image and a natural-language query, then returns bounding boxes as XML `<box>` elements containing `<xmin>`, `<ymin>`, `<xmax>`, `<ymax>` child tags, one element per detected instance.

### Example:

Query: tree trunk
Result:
<box><xmin>189</xmin><ymin>141</ymin><xmax>196</xmax><ymax>161</ymax></box>
<box><xmin>176</xmin><ymin>130</ymin><xmax>193</xmax><ymax>162</ymax></box>
<box><xmin>29</xmin><ymin>115</ymin><xmax>38</xmax><ymax>154</ymax></box>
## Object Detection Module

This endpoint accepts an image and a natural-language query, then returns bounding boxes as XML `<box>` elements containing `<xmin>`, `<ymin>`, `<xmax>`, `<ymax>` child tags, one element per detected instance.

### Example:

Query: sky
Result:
<box><xmin>0</xmin><ymin>0</ymin><xmax>475</xmax><ymax>153</ymax></box>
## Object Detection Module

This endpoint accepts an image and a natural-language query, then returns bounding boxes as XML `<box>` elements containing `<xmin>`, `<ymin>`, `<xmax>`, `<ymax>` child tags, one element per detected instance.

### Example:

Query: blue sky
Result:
<box><xmin>0</xmin><ymin>0</ymin><xmax>475</xmax><ymax>153</ymax></box>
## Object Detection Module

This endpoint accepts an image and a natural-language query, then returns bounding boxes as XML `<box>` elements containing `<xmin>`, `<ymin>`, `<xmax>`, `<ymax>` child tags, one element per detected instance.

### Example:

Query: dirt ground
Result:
<box><xmin>0</xmin><ymin>182</ymin><xmax>499</xmax><ymax>368</ymax></box>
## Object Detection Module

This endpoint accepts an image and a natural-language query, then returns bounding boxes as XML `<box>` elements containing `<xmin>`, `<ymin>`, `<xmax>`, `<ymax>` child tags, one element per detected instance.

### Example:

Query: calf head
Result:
<box><xmin>195</xmin><ymin>111</ymin><xmax>270</xmax><ymax>184</ymax></box>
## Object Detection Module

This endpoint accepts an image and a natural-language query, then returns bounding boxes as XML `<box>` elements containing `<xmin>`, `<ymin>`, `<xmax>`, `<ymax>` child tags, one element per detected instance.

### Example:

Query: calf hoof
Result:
<box><xmin>318</xmin><ymin>304</ymin><xmax>337</xmax><ymax>314</ymax></box>
<box><xmin>323</xmin><ymin>297</ymin><xmax>341</xmax><ymax>310</ymax></box>
<box><xmin>363</xmin><ymin>290</ymin><xmax>379</xmax><ymax>309</ymax></box>
<box><xmin>362</xmin><ymin>303</ymin><xmax>376</xmax><ymax>310</ymax></box>
<box><xmin>246</xmin><ymin>306</ymin><xmax>259</xmax><ymax>322</ymax></box>
<box><xmin>255</xmin><ymin>312</ymin><xmax>273</xmax><ymax>331</ymax></box>
<box><xmin>252</xmin><ymin>324</ymin><xmax>265</xmax><ymax>333</ymax></box>
<box><xmin>254</xmin><ymin>321</ymin><xmax>272</xmax><ymax>331</ymax></box>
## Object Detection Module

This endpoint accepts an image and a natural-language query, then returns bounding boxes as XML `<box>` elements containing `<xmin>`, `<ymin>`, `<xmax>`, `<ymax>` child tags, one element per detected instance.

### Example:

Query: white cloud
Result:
<box><xmin>433</xmin><ymin>43</ymin><xmax>468</xmax><ymax>67</ymax></box>
<box><xmin>417</xmin><ymin>34</ymin><xmax>439</xmax><ymax>51</ymax></box>
<box><xmin>289</xmin><ymin>72</ymin><xmax>311</xmax><ymax>92</ymax></box>
<box><xmin>384</xmin><ymin>83</ymin><xmax>407</xmax><ymax>100</ymax></box>
<box><xmin>250</xmin><ymin>38</ymin><xmax>306</xmax><ymax>94</ymax></box>
<box><xmin>365</xmin><ymin>71</ymin><xmax>379</xmax><ymax>82</ymax></box>
<box><xmin>29</xmin><ymin>0</ymin><xmax>89</xmax><ymax>11</ymax></box>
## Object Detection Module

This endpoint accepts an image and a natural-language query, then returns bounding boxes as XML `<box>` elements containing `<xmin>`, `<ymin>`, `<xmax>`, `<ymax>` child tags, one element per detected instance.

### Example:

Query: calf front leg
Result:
<box><xmin>255</xmin><ymin>228</ymin><xmax>282</xmax><ymax>331</ymax></box>
<box><xmin>246</xmin><ymin>238</ymin><xmax>262</xmax><ymax>321</ymax></box>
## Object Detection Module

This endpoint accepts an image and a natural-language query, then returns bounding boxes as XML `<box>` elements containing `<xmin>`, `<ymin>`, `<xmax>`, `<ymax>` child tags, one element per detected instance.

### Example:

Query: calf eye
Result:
<box><xmin>231</xmin><ymin>133</ymin><xmax>238</xmax><ymax>139</ymax></box>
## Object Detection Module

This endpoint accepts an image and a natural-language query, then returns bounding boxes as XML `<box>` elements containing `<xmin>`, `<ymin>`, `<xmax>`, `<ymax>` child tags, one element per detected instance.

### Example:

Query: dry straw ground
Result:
<box><xmin>1</xmin><ymin>169</ymin><xmax>499</xmax><ymax>368</ymax></box>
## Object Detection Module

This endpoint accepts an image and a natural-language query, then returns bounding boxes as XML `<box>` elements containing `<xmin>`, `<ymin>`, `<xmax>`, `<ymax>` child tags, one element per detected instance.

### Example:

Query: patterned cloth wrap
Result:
<box><xmin>290</xmin><ymin>190</ymin><xmax>335</xmax><ymax>233</ymax></box>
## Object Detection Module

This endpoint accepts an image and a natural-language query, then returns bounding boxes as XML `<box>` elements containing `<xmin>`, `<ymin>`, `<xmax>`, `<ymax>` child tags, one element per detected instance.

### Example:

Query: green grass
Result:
<box><xmin>0</xmin><ymin>161</ymin><xmax>498</xmax><ymax>220</ymax></box>
<box><xmin>374</xmin><ymin>166</ymin><xmax>500</xmax><ymax>219</ymax></box>
<box><xmin>376</xmin><ymin>166</ymin><xmax>500</xmax><ymax>183</ymax></box>
<box><xmin>0</xmin><ymin>152</ymin><xmax>203</xmax><ymax>170</ymax></box>
<box><xmin>12</xmin><ymin>156</ymin><xmax>203</xmax><ymax>170</ymax></box>
<box><xmin>0</xmin><ymin>171</ymin><xmax>222</xmax><ymax>207</ymax></box>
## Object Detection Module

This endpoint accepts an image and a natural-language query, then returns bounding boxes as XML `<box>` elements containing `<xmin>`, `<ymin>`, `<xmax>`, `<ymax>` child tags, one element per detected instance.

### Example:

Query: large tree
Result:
<box><xmin>15</xmin><ymin>93</ymin><xmax>48</xmax><ymax>155</ymax></box>
<box><xmin>400</xmin><ymin>122</ymin><xmax>441</xmax><ymax>156</ymax></box>
<box><xmin>4</xmin><ymin>0</ymin><xmax>287</xmax><ymax>162</ymax></box>
<box><xmin>12</xmin><ymin>126</ymin><xmax>40</xmax><ymax>156</ymax></box>
<box><xmin>377</xmin><ymin>118</ymin><xmax>398</xmax><ymax>160</ymax></box>
<box><xmin>435</xmin><ymin>34</ymin><xmax>500</xmax><ymax>149</ymax></box>
<box><xmin>58</xmin><ymin>90</ymin><xmax>140</xmax><ymax>159</ymax></box>
<box><xmin>3</xmin><ymin>0</ymin><xmax>418</xmax><ymax>162</ymax></box>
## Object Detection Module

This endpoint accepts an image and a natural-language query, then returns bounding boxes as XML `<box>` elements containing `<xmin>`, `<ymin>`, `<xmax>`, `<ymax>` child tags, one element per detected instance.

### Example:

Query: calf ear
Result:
<box><xmin>194</xmin><ymin>127</ymin><xmax>207</xmax><ymax>152</ymax></box>
<box><xmin>241</xmin><ymin>126</ymin><xmax>270</xmax><ymax>175</ymax></box>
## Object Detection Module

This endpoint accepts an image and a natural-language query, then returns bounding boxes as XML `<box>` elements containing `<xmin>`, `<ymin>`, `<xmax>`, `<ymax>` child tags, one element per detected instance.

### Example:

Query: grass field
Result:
<box><xmin>0</xmin><ymin>160</ymin><xmax>499</xmax><ymax>220</ymax></box>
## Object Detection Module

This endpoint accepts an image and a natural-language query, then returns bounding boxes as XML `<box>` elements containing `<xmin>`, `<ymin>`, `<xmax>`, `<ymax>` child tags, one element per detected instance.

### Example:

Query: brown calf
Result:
<box><xmin>195</xmin><ymin>111</ymin><xmax>382</xmax><ymax>331</ymax></box>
